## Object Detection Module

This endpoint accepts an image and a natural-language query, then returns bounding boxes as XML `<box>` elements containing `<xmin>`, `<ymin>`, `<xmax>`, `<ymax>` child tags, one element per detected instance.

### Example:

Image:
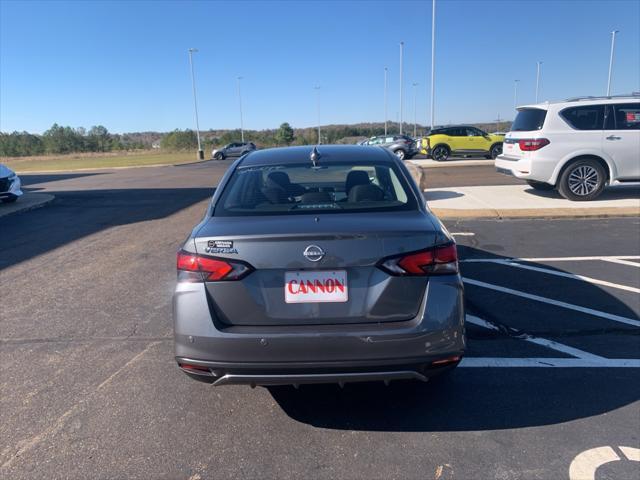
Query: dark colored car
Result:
<box><xmin>212</xmin><ymin>142</ymin><xmax>256</xmax><ymax>160</ymax></box>
<box><xmin>361</xmin><ymin>135</ymin><xmax>419</xmax><ymax>160</ymax></box>
<box><xmin>174</xmin><ymin>145</ymin><xmax>465</xmax><ymax>387</ymax></box>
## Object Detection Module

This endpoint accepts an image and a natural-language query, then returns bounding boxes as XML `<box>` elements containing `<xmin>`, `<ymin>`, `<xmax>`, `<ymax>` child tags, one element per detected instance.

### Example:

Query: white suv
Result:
<box><xmin>495</xmin><ymin>95</ymin><xmax>640</xmax><ymax>200</ymax></box>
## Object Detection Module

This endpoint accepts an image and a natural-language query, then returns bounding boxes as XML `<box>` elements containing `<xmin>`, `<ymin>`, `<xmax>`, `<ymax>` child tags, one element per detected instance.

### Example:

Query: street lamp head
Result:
<box><xmin>188</xmin><ymin>48</ymin><xmax>198</xmax><ymax>53</ymax></box>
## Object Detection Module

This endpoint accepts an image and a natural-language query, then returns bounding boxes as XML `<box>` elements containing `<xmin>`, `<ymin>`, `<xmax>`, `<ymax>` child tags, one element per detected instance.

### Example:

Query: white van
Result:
<box><xmin>495</xmin><ymin>95</ymin><xmax>640</xmax><ymax>200</ymax></box>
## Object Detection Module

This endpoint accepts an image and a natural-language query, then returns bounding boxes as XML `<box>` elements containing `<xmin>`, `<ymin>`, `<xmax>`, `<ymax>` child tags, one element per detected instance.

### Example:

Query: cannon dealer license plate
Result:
<box><xmin>285</xmin><ymin>270</ymin><xmax>348</xmax><ymax>303</ymax></box>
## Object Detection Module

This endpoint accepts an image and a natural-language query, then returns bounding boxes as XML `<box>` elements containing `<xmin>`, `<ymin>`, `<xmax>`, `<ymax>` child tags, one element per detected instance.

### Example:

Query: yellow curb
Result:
<box><xmin>431</xmin><ymin>206</ymin><xmax>640</xmax><ymax>220</ymax></box>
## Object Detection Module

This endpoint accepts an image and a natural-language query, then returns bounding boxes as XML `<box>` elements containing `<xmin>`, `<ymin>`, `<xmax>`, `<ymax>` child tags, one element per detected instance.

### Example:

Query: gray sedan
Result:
<box><xmin>174</xmin><ymin>145</ymin><xmax>465</xmax><ymax>387</ymax></box>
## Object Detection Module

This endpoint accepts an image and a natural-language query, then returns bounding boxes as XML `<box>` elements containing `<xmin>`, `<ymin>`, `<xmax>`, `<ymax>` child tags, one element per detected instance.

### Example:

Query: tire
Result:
<box><xmin>558</xmin><ymin>159</ymin><xmax>606</xmax><ymax>201</ymax></box>
<box><xmin>214</xmin><ymin>152</ymin><xmax>225</xmax><ymax>160</ymax></box>
<box><xmin>394</xmin><ymin>149</ymin><xmax>406</xmax><ymax>160</ymax></box>
<box><xmin>1</xmin><ymin>196</ymin><xmax>17</xmax><ymax>204</ymax></box>
<box><xmin>431</xmin><ymin>145</ymin><xmax>450</xmax><ymax>161</ymax></box>
<box><xmin>526</xmin><ymin>180</ymin><xmax>555</xmax><ymax>191</ymax></box>
<box><xmin>490</xmin><ymin>143</ymin><xmax>502</xmax><ymax>159</ymax></box>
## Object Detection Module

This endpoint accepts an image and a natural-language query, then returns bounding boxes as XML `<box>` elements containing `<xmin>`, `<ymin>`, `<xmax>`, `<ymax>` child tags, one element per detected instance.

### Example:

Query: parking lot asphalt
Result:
<box><xmin>1</xmin><ymin>161</ymin><xmax>639</xmax><ymax>479</ymax></box>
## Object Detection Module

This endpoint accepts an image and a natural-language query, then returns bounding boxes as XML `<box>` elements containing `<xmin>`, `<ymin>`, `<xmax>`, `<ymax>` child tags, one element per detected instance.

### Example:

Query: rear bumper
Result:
<box><xmin>495</xmin><ymin>154</ymin><xmax>556</xmax><ymax>183</ymax></box>
<box><xmin>176</xmin><ymin>356</ymin><xmax>462</xmax><ymax>386</ymax></box>
<box><xmin>173</xmin><ymin>276</ymin><xmax>465</xmax><ymax>386</ymax></box>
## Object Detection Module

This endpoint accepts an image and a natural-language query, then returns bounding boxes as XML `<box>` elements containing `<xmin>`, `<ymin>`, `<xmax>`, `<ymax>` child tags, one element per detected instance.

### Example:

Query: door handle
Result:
<box><xmin>606</xmin><ymin>135</ymin><xmax>622</xmax><ymax>140</ymax></box>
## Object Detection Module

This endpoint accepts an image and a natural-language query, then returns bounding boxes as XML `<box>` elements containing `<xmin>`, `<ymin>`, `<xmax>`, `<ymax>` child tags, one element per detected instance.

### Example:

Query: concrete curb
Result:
<box><xmin>0</xmin><ymin>193</ymin><xmax>55</xmax><ymax>218</ymax></box>
<box><xmin>431</xmin><ymin>206</ymin><xmax>640</xmax><ymax>220</ymax></box>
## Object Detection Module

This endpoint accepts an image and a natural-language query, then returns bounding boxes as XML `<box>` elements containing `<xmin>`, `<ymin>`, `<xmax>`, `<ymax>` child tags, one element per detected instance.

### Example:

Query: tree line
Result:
<box><xmin>1</xmin><ymin>121</ymin><xmax>513</xmax><ymax>157</ymax></box>
<box><xmin>0</xmin><ymin>124</ymin><xmax>145</xmax><ymax>157</ymax></box>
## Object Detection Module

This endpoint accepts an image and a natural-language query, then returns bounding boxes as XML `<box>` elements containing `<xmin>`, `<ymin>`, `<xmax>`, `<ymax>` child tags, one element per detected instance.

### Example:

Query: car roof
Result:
<box><xmin>239</xmin><ymin>145</ymin><xmax>395</xmax><ymax>167</ymax></box>
<box><xmin>517</xmin><ymin>95</ymin><xmax>640</xmax><ymax>110</ymax></box>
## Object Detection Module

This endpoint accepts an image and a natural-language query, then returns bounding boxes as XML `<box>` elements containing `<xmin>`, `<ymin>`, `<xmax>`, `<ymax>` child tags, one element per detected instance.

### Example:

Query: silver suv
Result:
<box><xmin>212</xmin><ymin>142</ymin><xmax>256</xmax><ymax>160</ymax></box>
<box><xmin>361</xmin><ymin>135</ymin><xmax>418</xmax><ymax>160</ymax></box>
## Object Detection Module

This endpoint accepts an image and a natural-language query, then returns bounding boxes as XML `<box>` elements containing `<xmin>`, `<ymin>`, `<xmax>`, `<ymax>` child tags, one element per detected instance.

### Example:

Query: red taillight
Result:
<box><xmin>178</xmin><ymin>362</ymin><xmax>212</xmax><ymax>374</ymax></box>
<box><xmin>176</xmin><ymin>250</ymin><xmax>251</xmax><ymax>282</ymax></box>
<box><xmin>379</xmin><ymin>243</ymin><xmax>458</xmax><ymax>276</ymax></box>
<box><xmin>518</xmin><ymin>138</ymin><xmax>550</xmax><ymax>151</ymax></box>
<box><xmin>431</xmin><ymin>355</ymin><xmax>461</xmax><ymax>366</ymax></box>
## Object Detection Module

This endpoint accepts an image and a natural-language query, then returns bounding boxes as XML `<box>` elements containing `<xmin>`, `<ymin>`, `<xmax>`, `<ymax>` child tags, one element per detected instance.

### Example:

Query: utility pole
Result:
<box><xmin>237</xmin><ymin>76</ymin><xmax>244</xmax><ymax>142</ymax></box>
<box><xmin>607</xmin><ymin>30</ymin><xmax>619</xmax><ymax>96</ymax></box>
<box><xmin>535</xmin><ymin>61</ymin><xmax>542</xmax><ymax>103</ymax></box>
<box><xmin>384</xmin><ymin>67</ymin><xmax>388</xmax><ymax>136</ymax></box>
<box><xmin>188</xmin><ymin>48</ymin><xmax>203</xmax><ymax>160</ymax></box>
<box><xmin>314</xmin><ymin>86</ymin><xmax>321</xmax><ymax>144</ymax></box>
<box><xmin>514</xmin><ymin>79</ymin><xmax>520</xmax><ymax>111</ymax></box>
<box><xmin>430</xmin><ymin>0</ymin><xmax>436</xmax><ymax>130</ymax></box>
<box><xmin>412</xmin><ymin>82</ymin><xmax>419</xmax><ymax>138</ymax></box>
<box><xmin>399</xmin><ymin>41</ymin><xmax>404</xmax><ymax>134</ymax></box>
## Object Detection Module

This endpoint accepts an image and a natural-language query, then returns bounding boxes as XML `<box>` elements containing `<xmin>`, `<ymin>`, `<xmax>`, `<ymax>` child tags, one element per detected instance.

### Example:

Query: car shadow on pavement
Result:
<box><xmin>269</xmin><ymin>246</ymin><xmax>640</xmax><ymax>432</ymax></box>
<box><xmin>19</xmin><ymin>172</ymin><xmax>107</xmax><ymax>187</ymax></box>
<box><xmin>423</xmin><ymin>190</ymin><xmax>464</xmax><ymax>201</ymax></box>
<box><xmin>524</xmin><ymin>185</ymin><xmax>640</xmax><ymax>201</ymax></box>
<box><xmin>0</xmin><ymin>187</ymin><xmax>213</xmax><ymax>270</ymax></box>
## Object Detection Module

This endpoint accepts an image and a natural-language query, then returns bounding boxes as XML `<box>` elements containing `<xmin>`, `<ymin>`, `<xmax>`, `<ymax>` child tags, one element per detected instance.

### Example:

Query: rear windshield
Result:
<box><xmin>214</xmin><ymin>161</ymin><xmax>417</xmax><ymax>216</ymax></box>
<box><xmin>511</xmin><ymin>108</ymin><xmax>547</xmax><ymax>131</ymax></box>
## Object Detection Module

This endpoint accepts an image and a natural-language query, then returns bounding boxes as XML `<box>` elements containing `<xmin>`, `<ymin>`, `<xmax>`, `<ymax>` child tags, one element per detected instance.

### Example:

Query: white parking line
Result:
<box><xmin>602</xmin><ymin>258</ymin><xmax>640</xmax><ymax>268</ymax></box>
<box><xmin>450</xmin><ymin>232</ymin><xmax>475</xmax><ymax>236</ymax></box>
<box><xmin>459</xmin><ymin>358</ymin><xmax>640</xmax><ymax>368</ymax></box>
<box><xmin>462</xmin><ymin>255</ymin><xmax>640</xmax><ymax>263</ymax></box>
<box><xmin>465</xmin><ymin>315</ymin><xmax>604</xmax><ymax>360</ymax></box>
<box><xmin>462</xmin><ymin>277</ymin><xmax>640</xmax><ymax>327</ymax></box>
<box><xmin>475</xmin><ymin>261</ymin><xmax>640</xmax><ymax>294</ymax></box>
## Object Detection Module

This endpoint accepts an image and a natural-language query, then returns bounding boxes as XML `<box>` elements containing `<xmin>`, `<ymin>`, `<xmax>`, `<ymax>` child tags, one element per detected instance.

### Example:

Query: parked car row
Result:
<box><xmin>496</xmin><ymin>94</ymin><xmax>640</xmax><ymax>201</ymax></box>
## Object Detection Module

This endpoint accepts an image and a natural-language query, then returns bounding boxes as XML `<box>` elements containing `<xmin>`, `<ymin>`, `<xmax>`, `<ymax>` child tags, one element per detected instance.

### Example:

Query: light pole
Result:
<box><xmin>237</xmin><ymin>76</ymin><xmax>244</xmax><ymax>142</ymax></box>
<box><xmin>314</xmin><ymin>86</ymin><xmax>321</xmax><ymax>144</ymax></box>
<box><xmin>412</xmin><ymin>82</ymin><xmax>419</xmax><ymax>138</ymax></box>
<box><xmin>188</xmin><ymin>48</ymin><xmax>203</xmax><ymax>160</ymax></box>
<box><xmin>399</xmin><ymin>41</ymin><xmax>404</xmax><ymax>134</ymax></box>
<box><xmin>607</xmin><ymin>30</ymin><xmax>619</xmax><ymax>96</ymax></box>
<box><xmin>430</xmin><ymin>0</ymin><xmax>436</xmax><ymax>130</ymax></box>
<box><xmin>384</xmin><ymin>67</ymin><xmax>388</xmax><ymax>136</ymax></box>
<box><xmin>535</xmin><ymin>61</ymin><xmax>542</xmax><ymax>103</ymax></box>
<box><xmin>514</xmin><ymin>79</ymin><xmax>520</xmax><ymax>111</ymax></box>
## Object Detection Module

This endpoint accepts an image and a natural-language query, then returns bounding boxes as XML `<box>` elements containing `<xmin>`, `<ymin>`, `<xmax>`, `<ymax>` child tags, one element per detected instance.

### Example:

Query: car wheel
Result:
<box><xmin>431</xmin><ymin>145</ymin><xmax>449</xmax><ymax>161</ymax></box>
<box><xmin>394</xmin><ymin>149</ymin><xmax>406</xmax><ymax>160</ymax></box>
<box><xmin>214</xmin><ymin>152</ymin><xmax>224</xmax><ymax>160</ymax></box>
<box><xmin>526</xmin><ymin>180</ymin><xmax>555</xmax><ymax>191</ymax></box>
<box><xmin>490</xmin><ymin>143</ymin><xmax>502</xmax><ymax>159</ymax></box>
<box><xmin>1</xmin><ymin>196</ymin><xmax>17</xmax><ymax>204</ymax></box>
<box><xmin>558</xmin><ymin>159</ymin><xmax>606</xmax><ymax>201</ymax></box>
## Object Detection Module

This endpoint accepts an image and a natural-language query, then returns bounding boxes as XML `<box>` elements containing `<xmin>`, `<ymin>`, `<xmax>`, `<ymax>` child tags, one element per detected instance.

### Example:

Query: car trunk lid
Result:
<box><xmin>194</xmin><ymin>211</ymin><xmax>437</xmax><ymax>326</ymax></box>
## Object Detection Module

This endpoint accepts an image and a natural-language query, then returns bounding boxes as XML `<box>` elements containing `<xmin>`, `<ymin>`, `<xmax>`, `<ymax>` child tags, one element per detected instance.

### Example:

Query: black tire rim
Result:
<box><xmin>568</xmin><ymin>165</ymin><xmax>599</xmax><ymax>196</ymax></box>
<box><xmin>433</xmin><ymin>147</ymin><xmax>448</xmax><ymax>161</ymax></box>
<box><xmin>491</xmin><ymin>145</ymin><xmax>502</xmax><ymax>158</ymax></box>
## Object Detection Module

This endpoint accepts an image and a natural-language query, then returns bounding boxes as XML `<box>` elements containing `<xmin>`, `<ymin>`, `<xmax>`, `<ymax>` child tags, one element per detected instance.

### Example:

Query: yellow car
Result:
<box><xmin>420</xmin><ymin>126</ymin><xmax>504</xmax><ymax>161</ymax></box>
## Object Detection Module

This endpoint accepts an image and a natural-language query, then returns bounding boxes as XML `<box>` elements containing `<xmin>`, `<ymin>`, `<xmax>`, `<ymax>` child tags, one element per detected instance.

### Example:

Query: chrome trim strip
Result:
<box><xmin>212</xmin><ymin>370</ymin><xmax>429</xmax><ymax>386</ymax></box>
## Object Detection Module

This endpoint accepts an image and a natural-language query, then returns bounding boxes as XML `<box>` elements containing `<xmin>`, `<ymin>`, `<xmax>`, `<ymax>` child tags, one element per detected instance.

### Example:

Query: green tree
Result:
<box><xmin>275</xmin><ymin>122</ymin><xmax>294</xmax><ymax>146</ymax></box>
<box><xmin>88</xmin><ymin>125</ymin><xmax>111</xmax><ymax>152</ymax></box>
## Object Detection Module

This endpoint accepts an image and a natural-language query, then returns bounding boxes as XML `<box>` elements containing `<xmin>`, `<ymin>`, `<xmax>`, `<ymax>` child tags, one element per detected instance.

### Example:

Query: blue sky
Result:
<box><xmin>1</xmin><ymin>0</ymin><xmax>639</xmax><ymax>133</ymax></box>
